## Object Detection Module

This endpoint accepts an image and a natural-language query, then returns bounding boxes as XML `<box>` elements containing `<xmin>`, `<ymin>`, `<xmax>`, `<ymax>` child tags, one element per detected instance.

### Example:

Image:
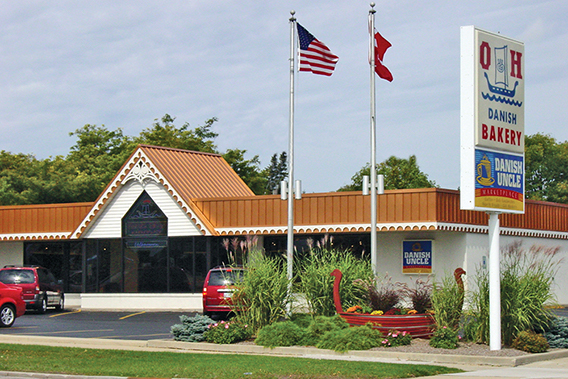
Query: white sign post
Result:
<box><xmin>460</xmin><ymin>26</ymin><xmax>525</xmax><ymax>350</ymax></box>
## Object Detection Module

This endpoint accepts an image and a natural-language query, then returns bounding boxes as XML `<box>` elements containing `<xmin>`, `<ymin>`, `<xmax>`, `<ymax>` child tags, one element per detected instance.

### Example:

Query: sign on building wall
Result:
<box><xmin>460</xmin><ymin>26</ymin><xmax>525</xmax><ymax>214</ymax></box>
<box><xmin>402</xmin><ymin>240</ymin><xmax>433</xmax><ymax>274</ymax></box>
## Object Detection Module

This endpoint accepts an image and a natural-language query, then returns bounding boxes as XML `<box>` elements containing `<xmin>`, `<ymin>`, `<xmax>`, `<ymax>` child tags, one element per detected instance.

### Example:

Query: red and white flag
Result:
<box><xmin>372</xmin><ymin>29</ymin><xmax>393</xmax><ymax>82</ymax></box>
<box><xmin>297</xmin><ymin>23</ymin><xmax>338</xmax><ymax>76</ymax></box>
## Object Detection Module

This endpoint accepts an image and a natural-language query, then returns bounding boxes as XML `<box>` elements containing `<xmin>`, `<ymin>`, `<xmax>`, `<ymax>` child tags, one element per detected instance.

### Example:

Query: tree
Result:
<box><xmin>134</xmin><ymin>114</ymin><xmax>218</xmax><ymax>153</ymax></box>
<box><xmin>67</xmin><ymin>124</ymin><xmax>135</xmax><ymax>202</ymax></box>
<box><xmin>525</xmin><ymin>133</ymin><xmax>568</xmax><ymax>203</ymax></box>
<box><xmin>265</xmin><ymin>152</ymin><xmax>287</xmax><ymax>195</ymax></box>
<box><xmin>338</xmin><ymin>155</ymin><xmax>437</xmax><ymax>192</ymax></box>
<box><xmin>222</xmin><ymin>149</ymin><xmax>267</xmax><ymax>195</ymax></box>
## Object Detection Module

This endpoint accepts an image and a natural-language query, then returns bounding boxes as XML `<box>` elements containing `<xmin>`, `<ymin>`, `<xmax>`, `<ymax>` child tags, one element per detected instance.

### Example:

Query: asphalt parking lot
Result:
<box><xmin>1</xmin><ymin>309</ymin><xmax>199</xmax><ymax>340</ymax></box>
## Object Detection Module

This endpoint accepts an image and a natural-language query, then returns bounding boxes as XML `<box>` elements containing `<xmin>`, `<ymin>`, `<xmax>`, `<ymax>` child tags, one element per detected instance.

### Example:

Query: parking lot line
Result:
<box><xmin>119</xmin><ymin>311</ymin><xmax>146</xmax><ymax>320</ymax></box>
<box><xmin>14</xmin><ymin>329</ymin><xmax>115</xmax><ymax>335</ymax></box>
<box><xmin>49</xmin><ymin>309</ymin><xmax>82</xmax><ymax>318</ymax></box>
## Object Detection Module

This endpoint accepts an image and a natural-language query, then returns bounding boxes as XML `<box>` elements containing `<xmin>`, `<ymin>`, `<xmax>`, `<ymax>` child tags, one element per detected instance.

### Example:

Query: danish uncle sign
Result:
<box><xmin>460</xmin><ymin>26</ymin><xmax>525</xmax><ymax>213</ymax></box>
<box><xmin>402</xmin><ymin>240</ymin><xmax>433</xmax><ymax>274</ymax></box>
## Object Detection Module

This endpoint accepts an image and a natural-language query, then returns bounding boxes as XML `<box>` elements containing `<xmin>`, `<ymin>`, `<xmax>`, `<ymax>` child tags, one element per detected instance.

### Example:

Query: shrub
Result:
<box><xmin>204</xmin><ymin>320</ymin><xmax>252</xmax><ymax>344</ymax></box>
<box><xmin>543</xmin><ymin>316</ymin><xmax>568</xmax><ymax>348</ymax></box>
<box><xmin>399</xmin><ymin>276</ymin><xmax>432</xmax><ymax>314</ymax></box>
<box><xmin>255</xmin><ymin>321</ymin><xmax>306</xmax><ymax>348</ymax></box>
<box><xmin>511</xmin><ymin>330</ymin><xmax>549</xmax><ymax>353</ymax></box>
<box><xmin>316</xmin><ymin>324</ymin><xmax>383</xmax><ymax>353</ymax></box>
<box><xmin>231</xmin><ymin>252</ymin><xmax>291</xmax><ymax>333</ymax></box>
<box><xmin>429</xmin><ymin>326</ymin><xmax>460</xmax><ymax>349</ymax></box>
<box><xmin>380</xmin><ymin>330</ymin><xmax>412</xmax><ymax>347</ymax></box>
<box><xmin>171</xmin><ymin>314</ymin><xmax>214</xmax><ymax>342</ymax></box>
<box><xmin>431</xmin><ymin>272</ymin><xmax>464</xmax><ymax>330</ymax></box>
<box><xmin>297</xmin><ymin>244</ymin><xmax>374</xmax><ymax>317</ymax></box>
<box><xmin>463</xmin><ymin>242</ymin><xmax>561</xmax><ymax>345</ymax></box>
<box><xmin>301</xmin><ymin>315</ymin><xmax>348</xmax><ymax>346</ymax></box>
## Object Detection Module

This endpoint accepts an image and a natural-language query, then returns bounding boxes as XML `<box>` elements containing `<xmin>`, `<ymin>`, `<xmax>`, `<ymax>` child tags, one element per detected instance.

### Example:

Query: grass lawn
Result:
<box><xmin>0</xmin><ymin>343</ymin><xmax>462</xmax><ymax>378</ymax></box>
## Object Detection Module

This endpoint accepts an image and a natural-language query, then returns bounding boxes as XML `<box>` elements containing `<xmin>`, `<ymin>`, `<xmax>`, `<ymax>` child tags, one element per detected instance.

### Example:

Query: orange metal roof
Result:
<box><xmin>0</xmin><ymin>202</ymin><xmax>94</xmax><ymax>240</ymax></box>
<box><xmin>140</xmin><ymin>145</ymin><xmax>254</xmax><ymax>199</ymax></box>
<box><xmin>194</xmin><ymin>188</ymin><xmax>568</xmax><ymax>237</ymax></box>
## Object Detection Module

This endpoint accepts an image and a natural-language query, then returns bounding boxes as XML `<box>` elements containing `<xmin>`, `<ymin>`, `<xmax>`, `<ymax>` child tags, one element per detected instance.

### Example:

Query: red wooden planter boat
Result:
<box><xmin>330</xmin><ymin>269</ymin><xmax>436</xmax><ymax>339</ymax></box>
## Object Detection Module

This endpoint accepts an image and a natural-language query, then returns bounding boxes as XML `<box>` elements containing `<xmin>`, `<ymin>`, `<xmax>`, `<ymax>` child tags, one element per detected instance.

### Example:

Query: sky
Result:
<box><xmin>1</xmin><ymin>1</ymin><xmax>567</xmax><ymax>194</ymax></box>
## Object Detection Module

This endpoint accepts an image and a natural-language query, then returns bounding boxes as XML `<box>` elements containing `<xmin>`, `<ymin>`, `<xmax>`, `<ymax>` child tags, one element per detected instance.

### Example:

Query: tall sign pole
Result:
<box><xmin>460</xmin><ymin>26</ymin><xmax>525</xmax><ymax>350</ymax></box>
<box><xmin>369</xmin><ymin>3</ymin><xmax>378</xmax><ymax>275</ymax></box>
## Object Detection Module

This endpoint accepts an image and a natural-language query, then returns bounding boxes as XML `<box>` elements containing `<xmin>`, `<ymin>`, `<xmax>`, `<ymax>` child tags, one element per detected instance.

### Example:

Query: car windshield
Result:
<box><xmin>208</xmin><ymin>270</ymin><xmax>244</xmax><ymax>286</ymax></box>
<box><xmin>0</xmin><ymin>269</ymin><xmax>35</xmax><ymax>284</ymax></box>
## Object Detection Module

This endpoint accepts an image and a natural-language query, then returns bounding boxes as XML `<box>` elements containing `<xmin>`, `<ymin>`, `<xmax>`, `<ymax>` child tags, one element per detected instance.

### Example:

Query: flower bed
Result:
<box><xmin>331</xmin><ymin>269</ymin><xmax>435</xmax><ymax>338</ymax></box>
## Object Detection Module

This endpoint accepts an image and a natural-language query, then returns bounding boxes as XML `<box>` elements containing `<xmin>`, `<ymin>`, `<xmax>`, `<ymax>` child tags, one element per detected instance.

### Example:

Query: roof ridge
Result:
<box><xmin>138</xmin><ymin>144</ymin><xmax>221</xmax><ymax>157</ymax></box>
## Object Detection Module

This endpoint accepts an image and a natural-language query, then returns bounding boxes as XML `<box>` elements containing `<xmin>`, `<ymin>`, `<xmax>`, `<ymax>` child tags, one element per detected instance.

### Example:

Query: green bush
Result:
<box><xmin>544</xmin><ymin>316</ymin><xmax>568</xmax><ymax>348</ymax></box>
<box><xmin>511</xmin><ymin>330</ymin><xmax>549</xmax><ymax>353</ymax></box>
<box><xmin>431</xmin><ymin>272</ymin><xmax>464</xmax><ymax>330</ymax></box>
<box><xmin>301</xmin><ymin>315</ymin><xmax>348</xmax><ymax>346</ymax></box>
<box><xmin>255</xmin><ymin>321</ymin><xmax>306</xmax><ymax>348</ymax></box>
<box><xmin>380</xmin><ymin>330</ymin><xmax>412</xmax><ymax>347</ymax></box>
<box><xmin>429</xmin><ymin>326</ymin><xmax>460</xmax><ymax>349</ymax></box>
<box><xmin>204</xmin><ymin>320</ymin><xmax>252</xmax><ymax>344</ymax></box>
<box><xmin>463</xmin><ymin>242</ymin><xmax>561</xmax><ymax>346</ymax></box>
<box><xmin>170</xmin><ymin>314</ymin><xmax>214</xmax><ymax>342</ymax></box>
<box><xmin>231</xmin><ymin>252</ymin><xmax>292</xmax><ymax>333</ymax></box>
<box><xmin>297</xmin><ymin>244</ymin><xmax>374</xmax><ymax>317</ymax></box>
<box><xmin>316</xmin><ymin>324</ymin><xmax>383</xmax><ymax>353</ymax></box>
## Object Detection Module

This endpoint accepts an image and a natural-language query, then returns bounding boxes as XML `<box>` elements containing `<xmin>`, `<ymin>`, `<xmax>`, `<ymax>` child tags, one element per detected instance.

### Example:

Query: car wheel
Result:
<box><xmin>38</xmin><ymin>296</ymin><xmax>48</xmax><ymax>314</ymax></box>
<box><xmin>0</xmin><ymin>304</ymin><xmax>16</xmax><ymax>327</ymax></box>
<box><xmin>55</xmin><ymin>295</ymin><xmax>64</xmax><ymax>311</ymax></box>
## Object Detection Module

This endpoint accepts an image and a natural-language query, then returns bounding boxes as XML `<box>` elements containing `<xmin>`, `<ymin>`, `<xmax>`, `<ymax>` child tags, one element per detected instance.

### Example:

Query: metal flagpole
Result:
<box><xmin>287</xmin><ymin>11</ymin><xmax>296</xmax><ymax>289</ymax></box>
<box><xmin>369</xmin><ymin>3</ymin><xmax>378</xmax><ymax>275</ymax></box>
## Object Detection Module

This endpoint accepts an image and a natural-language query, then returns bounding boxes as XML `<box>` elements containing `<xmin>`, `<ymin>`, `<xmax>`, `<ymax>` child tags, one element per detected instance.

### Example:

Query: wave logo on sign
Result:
<box><xmin>479</xmin><ymin>42</ymin><xmax>523</xmax><ymax>107</ymax></box>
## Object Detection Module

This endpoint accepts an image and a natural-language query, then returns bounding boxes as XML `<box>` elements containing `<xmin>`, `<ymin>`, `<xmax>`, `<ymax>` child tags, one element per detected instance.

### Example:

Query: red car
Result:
<box><xmin>0</xmin><ymin>266</ymin><xmax>64</xmax><ymax>313</ymax></box>
<box><xmin>202</xmin><ymin>267</ymin><xmax>245</xmax><ymax>316</ymax></box>
<box><xmin>0</xmin><ymin>282</ymin><xmax>26</xmax><ymax>327</ymax></box>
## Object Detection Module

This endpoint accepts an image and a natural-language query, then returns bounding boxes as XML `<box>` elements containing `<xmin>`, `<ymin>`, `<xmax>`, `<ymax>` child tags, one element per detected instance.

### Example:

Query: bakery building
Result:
<box><xmin>1</xmin><ymin>145</ymin><xmax>567</xmax><ymax>310</ymax></box>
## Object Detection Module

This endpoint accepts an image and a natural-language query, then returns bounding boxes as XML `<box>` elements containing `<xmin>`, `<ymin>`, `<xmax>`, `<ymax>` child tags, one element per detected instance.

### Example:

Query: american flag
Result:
<box><xmin>297</xmin><ymin>23</ymin><xmax>338</xmax><ymax>76</ymax></box>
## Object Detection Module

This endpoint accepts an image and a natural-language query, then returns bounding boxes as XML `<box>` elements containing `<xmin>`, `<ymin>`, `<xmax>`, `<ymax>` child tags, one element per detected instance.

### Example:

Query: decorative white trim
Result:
<box><xmin>122</xmin><ymin>160</ymin><xmax>159</xmax><ymax>185</ymax></box>
<box><xmin>0</xmin><ymin>232</ymin><xmax>72</xmax><ymax>241</ymax></box>
<box><xmin>216</xmin><ymin>221</ymin><xmax>568</xmax><ymax>240</ymax></box>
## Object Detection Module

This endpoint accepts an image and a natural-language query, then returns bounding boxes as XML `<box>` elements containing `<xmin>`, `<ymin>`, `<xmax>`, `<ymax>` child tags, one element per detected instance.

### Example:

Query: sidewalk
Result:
<box><xmin>0</xmin><ymin>335</ymin><xmax>568</xmax><ymax>379</ymax></box>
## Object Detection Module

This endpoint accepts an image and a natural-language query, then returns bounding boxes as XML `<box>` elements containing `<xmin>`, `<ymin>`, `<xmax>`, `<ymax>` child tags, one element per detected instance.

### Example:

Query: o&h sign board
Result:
<box><xmin>460</xmin><ymin>26</ymin><xmax>525</xmax><ymax>214</ymax></box>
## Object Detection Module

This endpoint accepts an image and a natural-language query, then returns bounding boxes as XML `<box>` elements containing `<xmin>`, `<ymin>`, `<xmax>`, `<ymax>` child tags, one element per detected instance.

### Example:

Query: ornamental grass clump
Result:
<box><xmin>355</xmin><ymin>274</ymin><xmax>402</xmax><ymax>313</ymax></box>
<box><xmin>297</xmin><ymin>241</ymin><xmax>374</xmax><ymax>316</ymax></box>
<box><xmin>431</xmin><ymin>272</ymin><xmax>465</xmax><ymax>330</ymax></box>
<box><xmin>255</xmin><ymin>321</ymin><xmax>306</xmax><ymax>348</ymax></box>
<box><xmin>231</xmin><ymin>250</ymin><xmax>292</xmax><ymax>333</ymax></box>
<box><xmin>204</xmin><ymin>320</ymin><xmax>252</xmax><ymax>344</ymax></box>
<box><xmin>170</xmin><ymin>314</ymin><xmax>214</xmax><ymax>342</ymax></box>
<box><xmin>398</xmin><ymin>276</ymin><xmax>432</xmax><ymax>314</ymax></box>
<box><xmin>316</xmin><ymin>323</ymin><xmax>383</xmax><ymax>353</ymax></box>
<box><xmin>463</xmin><ymin>242</ymin><xmax>562</xmax><ymax>346</ymax></box>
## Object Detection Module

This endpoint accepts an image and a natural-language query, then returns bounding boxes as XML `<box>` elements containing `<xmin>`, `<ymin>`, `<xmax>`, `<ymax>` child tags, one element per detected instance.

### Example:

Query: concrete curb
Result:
<box><xmin>146</xmin><ymin>339</ymin><xmax>568</xmax><ymax>367</ymax></box>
